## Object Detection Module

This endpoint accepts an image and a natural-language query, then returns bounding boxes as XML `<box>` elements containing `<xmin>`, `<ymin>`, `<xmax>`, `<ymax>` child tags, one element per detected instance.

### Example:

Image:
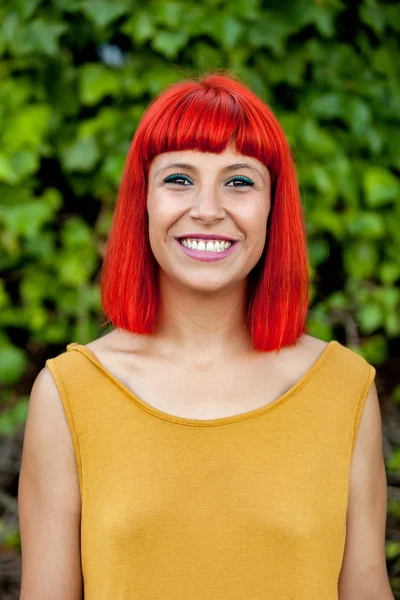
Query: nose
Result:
<box><xmin>189</xmin><ymin>183</ymin><xmax>225</xmax><ymax>224</ymax></box>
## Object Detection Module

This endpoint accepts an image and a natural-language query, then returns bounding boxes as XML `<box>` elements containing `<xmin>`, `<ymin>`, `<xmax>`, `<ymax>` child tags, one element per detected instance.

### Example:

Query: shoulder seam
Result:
<box><xmin>350</xmin><ymin>363</ymin><xmax>376</xmax><ymax>456</ymax></box>
<box><xmin>45</xmin><ymin>357</ymin><xmax>83</xmax><ymax>499</ymax></box>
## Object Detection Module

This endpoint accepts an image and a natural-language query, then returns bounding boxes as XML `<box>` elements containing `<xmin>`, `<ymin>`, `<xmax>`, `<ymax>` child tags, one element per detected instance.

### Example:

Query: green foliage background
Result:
<box><xmin>0</xmin><ymin>0</ymin><xmax>399</xmax><ymax>592</ymax></box>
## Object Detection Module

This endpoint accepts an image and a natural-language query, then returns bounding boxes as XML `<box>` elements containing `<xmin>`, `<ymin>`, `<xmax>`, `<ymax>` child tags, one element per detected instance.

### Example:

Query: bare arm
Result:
<box><xmin>338</xmin><ymin>381</ymin><xmax>394</xmax><ymax>599</ymax></box>
<box><xmin>18</xmin><ymin>366</ymin><xmax>83</xmax><ymax>599</ymax></box>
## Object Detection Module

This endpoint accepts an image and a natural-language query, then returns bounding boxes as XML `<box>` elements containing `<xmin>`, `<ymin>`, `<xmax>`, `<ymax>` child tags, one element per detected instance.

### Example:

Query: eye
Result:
<box><xmin>226</xmin><ymin>176</ymin><xmax>255</xmax><ymax>188</ymax></box>
<box><xmin>163</xmin><ymin>173</ymin><xmax>192</xmax><ymax>186</ymax></box>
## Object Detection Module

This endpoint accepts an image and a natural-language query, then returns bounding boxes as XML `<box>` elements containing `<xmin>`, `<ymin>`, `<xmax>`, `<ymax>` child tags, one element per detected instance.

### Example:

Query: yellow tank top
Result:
<box><xmin>45</xmin><ymin>339</ymin><xmax>376</xmax><ymax>600</ymax></box>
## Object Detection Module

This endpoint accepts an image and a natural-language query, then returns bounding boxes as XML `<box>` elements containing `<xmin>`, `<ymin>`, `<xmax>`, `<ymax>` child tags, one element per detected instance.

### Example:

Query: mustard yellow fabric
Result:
<box><xmin>45</xmin><ymin>339</ymin><xmax>376</xmax><ymax>599</ymax></box>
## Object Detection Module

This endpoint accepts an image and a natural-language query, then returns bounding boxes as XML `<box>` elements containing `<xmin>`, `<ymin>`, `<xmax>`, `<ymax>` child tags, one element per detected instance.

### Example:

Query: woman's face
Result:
<box><xmin>146</xmin><ymin>142</ymin><xmax>271</xmax><ymax>293</ymax></box>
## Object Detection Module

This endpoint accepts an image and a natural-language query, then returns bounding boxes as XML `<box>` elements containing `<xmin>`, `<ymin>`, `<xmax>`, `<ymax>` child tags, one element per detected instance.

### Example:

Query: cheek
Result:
<box><xmin>147</xmin><ymin>193</ymin><xmax>179</xmax><ymax>252</ymax></box>
<box><xmin>240</xmin><ymin>202</ymin><xmax>269</xmax><ymax>236</ymax></box>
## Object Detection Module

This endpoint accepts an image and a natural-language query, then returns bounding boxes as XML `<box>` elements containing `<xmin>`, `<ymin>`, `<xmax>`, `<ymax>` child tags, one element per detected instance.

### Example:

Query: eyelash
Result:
<box><xmin>162</xmin><ymin>174</ymin><xmax>255</xmax><ymax>188</ymax></box>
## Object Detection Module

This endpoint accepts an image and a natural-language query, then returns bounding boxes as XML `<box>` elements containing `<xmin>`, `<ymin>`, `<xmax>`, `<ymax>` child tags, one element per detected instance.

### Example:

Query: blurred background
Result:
<box><xmin>0</xmin><ymin>0</ymin><xmax>399</xmax><ymax>597</ymax></box>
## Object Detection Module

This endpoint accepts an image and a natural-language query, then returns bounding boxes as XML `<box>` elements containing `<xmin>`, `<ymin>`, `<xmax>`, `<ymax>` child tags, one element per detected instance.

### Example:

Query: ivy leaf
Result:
<box><xmin>10</xmin><ymin>151</ymin><xmax>38</xmax><ymax>182</ymax></box>
<box><xmin>2</xmin><ymin>105</ymin><xmax>52</xmax><ymax>152</ymax></box>
<box><xmin>79</xmin><ymin>64</ymin><xmax>121</xmax><ymax>105</ymax></box>
<box><xmin>346</xmin><ymin>212</ymin><xmax>386</xmax><ymax>239</ymax></box>
<box><xmin>151</xmin><ymin>31</ymin><xmax>189</xmax><ymax>59</ymax></box>
<box><xmin>0</xmin><ymin>200</ymin><xmax>54</xmax><ymax>238</ymax></box>
<box><xmin>13</xmin><ymin>0</ymin><xmax>42</xmax><ymax>20</ymax></box>
<box><xmin>82</xmin><ymin>0</ymin><xmax>129</xmax><ymax>28</ymax></box>
<box><xmin>0</xmin><ymin>346</ymin><xmax>27</xmax><ymax>386</ymax></box>
<box><xmin>29</xmin><ymin>19</ymin><xmax>68</xmax><ymax>56</ymax></box>
<box><xmin>122</xmin><ymin>12</ymin><xmax>154</xmax><ymax>44</ymax></box>
<box><xmin>299</xmin><ymin>120</ymin><xmax>337</xmax><ymax>157</ymax></box>
<box><xmin>0</xmin><ymin>398</ymin><xmax>29</xmax><ymax>435</ymax></box>
<box><xmin>249</xmin><ymin>12</ymin><xmax>293</xmax><ymax>56</ymax></box>
<box><xmin>344</xmin><ymin>241</ymin><xmax>379</xmax><ymax>278</ymax></box>
<box><xmin>153</xmin><ymin>1</ymin><xmax>185</xmax><ymax>27</ymax></box>
<box><xmin>207</xmin><ymin>15</ymin><xmax>243</xmax><ymax>50</ymax></box>
<box><xmin>357</xmin><ymin>303</ymin><xmax>384</xmax><ymax>333</ymax></box>
<box><xmin>360</xmin><ymin>4</ymin><xmax>385</xmax><ymax>36</ymax></box>
<box><xmin>0</xmin><ymin>155</ymin><xmax>17</xmax><ymax>185</ymax></box>
<box><xmin>363</xmin><ymin>167</ymin><xmax>399</xmax><ymax>207</ymax></box>
<box><xmin>61</xmin><ymin>137</ymin><xmax>100</xmax><ymax>172</ymax></box>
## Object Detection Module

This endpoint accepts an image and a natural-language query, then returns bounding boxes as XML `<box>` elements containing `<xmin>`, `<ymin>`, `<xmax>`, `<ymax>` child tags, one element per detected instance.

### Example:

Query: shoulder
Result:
<box><xmin>281</xmin><ymin>333</ymin><xmax>331</xmax><ymax>372</ymax></box>
<box><xmin>339</xmin><ymin>379</ymin><xmax>392</xmax><ymax>594</ymax></box>
<box><xmin>22</xmin><ymin>366</ymin><xmax>82</xmax><ymax>504</ymax></box>
<box><xmin>85</xmin><ymin>327</ymin><xmax>144</xmax><ymax>355</ymax></box>
<box><xmin>294</xmin><ymin>333</ymin><xmax>330</xmax><ymax>357</ymax></box>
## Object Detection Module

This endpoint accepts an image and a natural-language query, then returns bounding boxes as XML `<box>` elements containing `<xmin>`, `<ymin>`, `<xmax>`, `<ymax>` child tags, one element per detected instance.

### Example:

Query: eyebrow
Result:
<box><xmin>155</xmin><ymin>162</ymin><xmax>265</xmax><ymax>179</ymax></box>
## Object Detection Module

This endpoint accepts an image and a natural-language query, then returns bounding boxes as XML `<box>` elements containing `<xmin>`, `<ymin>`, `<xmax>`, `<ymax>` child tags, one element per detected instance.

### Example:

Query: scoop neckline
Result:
<box><xmin>66</xmin><ymin>340</ymin><xmax>338</xmax><ymax>427</ymax></box>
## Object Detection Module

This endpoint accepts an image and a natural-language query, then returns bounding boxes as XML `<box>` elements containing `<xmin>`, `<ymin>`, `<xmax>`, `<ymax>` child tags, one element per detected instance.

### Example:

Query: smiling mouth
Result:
<box><xmin>177</xmin><ymin>238</ymin><xmax>238</xmax><ymax>250</ymax></box>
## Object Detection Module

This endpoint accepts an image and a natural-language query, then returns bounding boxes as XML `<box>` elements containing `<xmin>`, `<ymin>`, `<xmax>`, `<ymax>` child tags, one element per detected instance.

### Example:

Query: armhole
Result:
<box><xmin>351</xmin><ymin>364</ymin><xmax>377</xmax><ymax>456</ymax></box>
<box><xmin>45</xmin><ymin>357</ymin><xmax>83</xmax><ymax>499</ymax></box>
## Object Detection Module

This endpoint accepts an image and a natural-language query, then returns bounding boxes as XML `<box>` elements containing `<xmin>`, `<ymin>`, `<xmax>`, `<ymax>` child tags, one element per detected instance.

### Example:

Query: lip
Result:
<box><xmin>175</xmin><ymin>238</ymin><xmax>239</xmax><ymax>262</ymax></box>
<box><xmin>174</xmin><ymin>233</ymin><xmax>238</xmax><ymax>242</ymax></box>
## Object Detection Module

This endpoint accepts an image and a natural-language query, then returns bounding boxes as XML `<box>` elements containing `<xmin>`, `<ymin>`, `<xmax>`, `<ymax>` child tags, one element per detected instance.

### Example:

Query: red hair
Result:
<box><xmin>99</xmin><ymin>71</ymin><xmax>310</xmax><ymax>352</ymax></box>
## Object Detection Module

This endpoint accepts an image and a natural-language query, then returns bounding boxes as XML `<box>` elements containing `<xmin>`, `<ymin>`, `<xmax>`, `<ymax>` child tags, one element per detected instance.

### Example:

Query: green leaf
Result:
<box><xmin>363</xmin><ymin>167</ymin><xmax>399</xmax><ymax>207</ymax></box>
<box><xmin>9</xmin><ymin>151</ymin><xmax>38</xmax><ymax>182</ymax></box>
<box><xmin>308</xmin><ymin>92</ymin><xmax>344</xmax><ymax>119</ymax></box>
<box><xmin>346</xmin><ymin>98</ymin><xmax>372</xmax><ymax>135</ymax></box>
<box><xmin>0</xmin><ymin>397</ymin><xmax>29</xmax><ymax>435</ymax></box>
<box><xmin>61</xmin><ymin>136</ymin><xmax>100</xmax><ymax>172</ymax></box>
<box><xmin>308</xmin><ymin>209</ymin><xmax>343</xmax><ymax>238</ymax></box>
<box><xmin>79</xmin><ymin>64</ymin><xmax>121</xmax><ymax>105</ymax></box>
<box><xmin>385</xmin><ymin>5</ymin><xmax>400</xmax><ymax>34</ymax></box>
<box><xmin>309</xmin><ymin>238</ymin><xmax>330</xmax><ymax>267</ymax></box>
<box><xmin>0</xmin><ymin>155</ymin><xmax>18</xmax><ymax>184</ymax></box>
<box><xmin>299</xmin><ymin>120</ymin><xmax>337</xmax><ymax>157</ymax></box>
<box><xmin>393</xmin><ymin>385</ymin><xmax>400</xmax><ymax>406</ymax></box>
<box><xmin>122</xmin><ymin>11</ymin><xmax>154</xmax><ymax>44</ymax></box>
<box><xmin>14</xmin><ymin>0</ymin><xmax>42</xmax><ymax>19</ymax></box>
<box><xmin>25</xmin><ymin>19</ymin><xmax>68</xmax><ymax>56</ymax></box>
<box><xmin>61</xmin><ymin>216</ymin><xmax>93</xmax><ymax>248</ymax></box>
<box><xmin>346</xmin><ymin>212</ymin><xmax>385</xmax><ymax>239</ymax></box>
<box><xmin>360</xmin><ymin>4</ymin><xmax>385</xmax><ymax>36</ymax></box>
<box><xmin>372</xmin><ymin>46</ymin><xmax>397</xmax><ymax>79</ymax></box>
<box><xmin>357</xmin><ymin>302</ymin><xmax>384</xmax><ymax>333</ymax></box>
<box><xmin>386</xmin><ymin>540</ymin><xmax>400</xmax><ymax>560</ymax></box>
<box><xmin>151</xmin><ymin>30</ymin><xmax>188</xmax><ymax>59</ymax></box>
<box><xmin>190</xmin><ymin>41</ymin><xmax>224</xmax><ymax>70</ymax></box>
<box><xmin>328</xmin><ymin>291</ymin><xmax>349</xmax><ymax>310</ymax></box>
<box><xmin>304</xmin><ymin>163</ymin><xmax>336</xmax><ymax>198</ymax></box>
<box><xmin>344</xmin><ymin>241</ymin><xmax>379</xmax><ymax>278</ymax></box>
<box><xmin>57</xmin><ymin>252</ymin><xmax>95</xmax><ymax>285</ymax></box>
<box><xmin>0</xmin><ymin>346</ymin><xmax>27</xmax><ymax>386</ymax></box>
<box><xmin>2</xmin><ymin>105</ymin><xmax>52</xmax><ymax>152</ymax></box>
<box><xmin>102</xmin><ymin>154</ymin><xmax>125</xmax><ymax>185</ymax></box>
<box><xmin>0</xmin><ymin>200</ymin><xmax>54</xmax><ymax>238</ymax></box>
<box><xmin>153</xmin><ymin>1</ymin><xmax>185</xmax><ymax>27</ymax></box>
<box><xmin>248</xmin><ymin>12</ymin><xmax>292</xmax><ymax>56</ymax></box>
<box><xmin>82</xmin><ymin>0</ymin><xmax>128</xmax><ymax>28</ymax></box>
<box><xmin>210</xmin><ymin>15</ymin><xmax>243</xmax><ymax>50</ymax></box>
<box><xmin>386</xmin><ymin>448</ymin><xmax>400</xmax><ymax>472</ymax></box>
<box><xmin>380</xmin><ymin>262</ymin><xmax>400</xmax><ymax>285</ymax></box>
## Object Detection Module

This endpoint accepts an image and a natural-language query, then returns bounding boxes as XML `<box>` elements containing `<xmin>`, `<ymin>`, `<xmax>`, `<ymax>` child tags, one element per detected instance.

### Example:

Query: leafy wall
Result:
<box><xmin>0</xmin><ymin>0</ymin><xmax>399</xmax><ymax>596</ymax></box>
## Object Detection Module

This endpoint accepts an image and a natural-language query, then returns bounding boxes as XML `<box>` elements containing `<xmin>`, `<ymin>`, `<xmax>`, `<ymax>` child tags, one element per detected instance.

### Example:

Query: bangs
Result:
<box><xmin>140</xmin><ymin>84</ymin><xmax>280</xmax><ymax>179</ymax></box>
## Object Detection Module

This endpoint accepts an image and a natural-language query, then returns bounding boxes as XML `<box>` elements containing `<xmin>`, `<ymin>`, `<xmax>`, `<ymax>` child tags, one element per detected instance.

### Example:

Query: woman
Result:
<box><xmin>18</xmin><ymin>72</ymin><xmax>392</xmax><ymax>599</ymax></box>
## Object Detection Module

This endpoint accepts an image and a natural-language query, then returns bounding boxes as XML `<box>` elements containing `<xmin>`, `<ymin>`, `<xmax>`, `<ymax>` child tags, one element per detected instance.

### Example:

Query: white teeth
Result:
<box><xmin>180</xmin><ymin>239</ymin><xmax>233</xmax><ymax>252</ymax></box>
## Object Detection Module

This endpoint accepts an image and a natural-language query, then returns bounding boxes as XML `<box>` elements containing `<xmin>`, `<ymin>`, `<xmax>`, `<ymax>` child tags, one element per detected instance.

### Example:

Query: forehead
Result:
<box><xmin>150</xmin><ymin>146</ymin><xmax>268</xmax><ymax>176</ymax></box>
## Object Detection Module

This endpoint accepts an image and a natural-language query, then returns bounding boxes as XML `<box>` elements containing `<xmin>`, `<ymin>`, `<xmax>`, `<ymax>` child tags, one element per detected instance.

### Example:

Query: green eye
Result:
<box><xmin>163</xmin><ymin>174</ymin><xmax>192</xmax><ymax>185</ymax></box>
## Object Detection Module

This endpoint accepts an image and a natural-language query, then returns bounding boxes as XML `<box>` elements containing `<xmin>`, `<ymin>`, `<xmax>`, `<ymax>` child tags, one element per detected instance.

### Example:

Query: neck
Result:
<box><xmin>152</xmin><ymin>274</ymin><xmax>253</xmax><ymax>364</ymax></box>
